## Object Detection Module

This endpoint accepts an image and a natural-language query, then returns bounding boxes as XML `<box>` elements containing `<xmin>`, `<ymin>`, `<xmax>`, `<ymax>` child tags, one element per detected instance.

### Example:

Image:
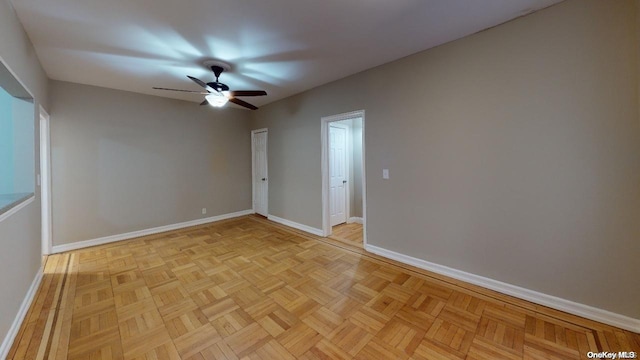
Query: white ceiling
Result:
<box><xmin>11</xmin><ymin>0</ymin><xmax>562</xmax><ymax>109</ymax></box>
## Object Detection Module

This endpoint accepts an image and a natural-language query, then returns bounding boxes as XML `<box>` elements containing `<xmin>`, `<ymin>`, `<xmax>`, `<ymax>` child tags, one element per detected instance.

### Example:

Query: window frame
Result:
<box><xmin>0</xmin><ymin>56</ymin><xmax>37</xmax><ymax>223</ymax></box>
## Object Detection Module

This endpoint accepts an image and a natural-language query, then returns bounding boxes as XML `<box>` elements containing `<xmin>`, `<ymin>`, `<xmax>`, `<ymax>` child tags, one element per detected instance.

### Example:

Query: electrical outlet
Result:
<box><xmin>202</xmin><ymin>208</ymin><xmax>207</xmax><ymax>215</ymax></box>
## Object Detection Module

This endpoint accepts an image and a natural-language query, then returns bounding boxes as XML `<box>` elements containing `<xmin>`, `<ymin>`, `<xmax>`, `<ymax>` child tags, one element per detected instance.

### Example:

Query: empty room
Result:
<box><xmin>1</xmin><ymin>0</ymin><xmax>639</xmax><ymax>359</ymax></box>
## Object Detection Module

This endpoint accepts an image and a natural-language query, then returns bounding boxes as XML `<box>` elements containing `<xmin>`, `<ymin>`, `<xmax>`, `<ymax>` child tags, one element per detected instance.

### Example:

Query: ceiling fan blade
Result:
<box><xmin>200</xmin><ymin>99</ymin><xmax>209</xmax><ymax>106</ymax></box>
<box><xmin>227</xmin><ymin>90</ymin><xmax>267</xmax><ymax>97</ymax></box>
<box><xmin>229</xmin><ymin>97</ymin><xmax>258</xmax><ymax>110</ymax></box>
<box><xmin>187</xmin><ymin>75</ymin><xmax>215</xmax><ymax>93</ymax></box>
<box><xmin>153</xmin><ymin>87</ymin><xmax>208</xmax><ymax>94</ymax></box>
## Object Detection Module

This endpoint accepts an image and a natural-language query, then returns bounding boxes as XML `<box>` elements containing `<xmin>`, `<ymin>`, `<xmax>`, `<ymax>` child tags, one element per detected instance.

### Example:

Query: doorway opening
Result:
<box><xmin>321</xmin><ymin>110</ymin><xmax>365</xmax><ymax>247</ymax></box>
<box><xmin>251</xmin><ymin>128</ymin><xmax>268</xmax><ymax>218</ymax></box>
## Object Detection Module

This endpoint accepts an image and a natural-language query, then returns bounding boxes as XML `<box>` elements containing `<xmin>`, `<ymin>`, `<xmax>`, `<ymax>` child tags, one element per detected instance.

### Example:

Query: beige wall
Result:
<box><xmin>251</xmin><ymin>0</ymin><xmax>640</xmax><ymax>319</ymax></box>
<box><xmin>50</xmin><ymin>81</ymin><xmax>252</xmax><ymax>246</ymax></box>
<box><xmin>0</xmin><ymin>0</ymin><xmax>49</xmax><ymax>348</ymax></box>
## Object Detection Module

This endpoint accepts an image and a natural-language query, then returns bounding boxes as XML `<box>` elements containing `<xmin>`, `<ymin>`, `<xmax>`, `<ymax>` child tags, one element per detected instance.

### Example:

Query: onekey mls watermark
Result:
<box><xmin>586</xmin><ymin>352</ymin><xmax>637</xmax><ymax>359</ymax></box>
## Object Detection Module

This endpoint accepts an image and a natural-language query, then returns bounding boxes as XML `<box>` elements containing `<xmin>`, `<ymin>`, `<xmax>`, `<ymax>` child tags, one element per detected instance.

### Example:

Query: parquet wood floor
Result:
<box><xmin>9</xmin><ymin>215</ymin><xmax>639</xmax><ymax>359</ymax></box>
<box><xmin>330</xmin><ymin>223</ymin><xmax>363</xmax><ymax>246</ymax></box>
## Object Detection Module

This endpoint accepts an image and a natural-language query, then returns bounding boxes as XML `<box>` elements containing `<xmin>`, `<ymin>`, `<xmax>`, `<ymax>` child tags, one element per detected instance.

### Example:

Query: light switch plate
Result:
<box><xmin>383</xmin><ymin>169</ymin><xmax>389</xmax><ymax>179</ymax></box>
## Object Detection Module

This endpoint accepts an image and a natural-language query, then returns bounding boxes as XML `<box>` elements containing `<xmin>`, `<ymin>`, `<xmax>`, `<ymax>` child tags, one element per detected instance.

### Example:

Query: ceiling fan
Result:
<box><xmin>153</xmin><ymin>61</ymin><xmax>266</xmax><ymax>110</ymax></box>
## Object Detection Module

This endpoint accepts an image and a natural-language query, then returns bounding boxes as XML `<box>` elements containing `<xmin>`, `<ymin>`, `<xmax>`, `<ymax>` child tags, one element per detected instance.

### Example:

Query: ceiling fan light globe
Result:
<box><xmin>205</xmin><ymin>93</ymin><xmax>228</xmax><ymax>107</ymax></box>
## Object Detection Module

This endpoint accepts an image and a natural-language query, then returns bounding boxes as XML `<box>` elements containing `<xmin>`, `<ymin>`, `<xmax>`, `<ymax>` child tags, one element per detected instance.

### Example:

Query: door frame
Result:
<box><xmin>328</xmin><ymin>122</ymin><xmax>350</xmax><ymax>227</ymax></box>
<box><xmin>251</xmin><ymin>128</ymin><xmax>268</xmax><ymax>216</ymax></box>
<box><xmin>39</xmin><ymin>106</ymin><xmax>52</xmax><ymax>255</ymax></box>
<box><xmin>321</xmin><ymin>110</ymin><xmax>366</xmax><ymax>246</ymax></box>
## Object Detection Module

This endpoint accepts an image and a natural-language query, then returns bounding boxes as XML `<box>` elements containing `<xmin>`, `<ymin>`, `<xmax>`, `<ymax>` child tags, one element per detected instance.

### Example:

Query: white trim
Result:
<box><xmin>267</xmin><ymin>214</ymin><xmax>324</xmax><ymax>237</ymax></box>
<box><xmin>39</xmin><ymin>106</ymin><xmax>52</xmax><ymax>255</ymax></box>
<box><xmin>251</xmin><ymin>128</ymin><xmax>268</xmax><ymax>216</ymax></box>
<box><xmin>0</xmin><ymin>265</ymin><xmax>43</xmax><ymax>359</ymax></box>
<box><xmin>321</xmin><ymin>110</ymin><xmax>367</xmax><ymax>247</ymax></box>
<box><xmin>0</xmin><ymin>196</ymin><xmax>35</xmax><ymax>223</ymax></box>
<box><xmin>361</xmin><ymin>115</ymin><xmax>367</xmax><ymax>248</ymax></box>
<box><xmin>347</xmin><ymin>217</ymin><xmax>363</xmax><ymax>224</ymax></box>
<box><xmin>51</xmin><ymin>210</ymin><xmax>253</xmax><ymax>253</ymax></box>
<box><xmin>365</xmin><ymin>244</ymin><xmax>640</xmax><ymax>333</ymax></box>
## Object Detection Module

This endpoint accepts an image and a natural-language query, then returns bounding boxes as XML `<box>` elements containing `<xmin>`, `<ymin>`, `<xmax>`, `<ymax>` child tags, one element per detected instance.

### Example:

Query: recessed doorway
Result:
<box><xmin>321</xmin><ymin>110</ymin><xmax>365</xmax><ymax>247</ymax></box>
<box><xmin>251</xmin><ymin>128</ymin><xmax>268</xmax><ymax>217</ymax></box>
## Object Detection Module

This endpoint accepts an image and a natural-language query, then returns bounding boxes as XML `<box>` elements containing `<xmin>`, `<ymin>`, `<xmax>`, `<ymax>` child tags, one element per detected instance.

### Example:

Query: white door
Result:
<box><xmin>252</xmin><ymin>130</ymin><xmax>268</xmax><ymax>216</ymax></box>
<box><xmin>329</xmin><ymin>124</ymin><xmax>348</xmax><ymax>226</ymax></box>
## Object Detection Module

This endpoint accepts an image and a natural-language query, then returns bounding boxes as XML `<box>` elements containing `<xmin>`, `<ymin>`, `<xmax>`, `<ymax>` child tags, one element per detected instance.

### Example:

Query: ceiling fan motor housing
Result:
<box><xmin>208</xmin><ymin>81</ymin><xmax>230</xmax><ymax>92</ymax></box>
<box><xmin>208</xmin><ymin>65</ymin><xmax>230</xmax><ymax>91</ymax></box>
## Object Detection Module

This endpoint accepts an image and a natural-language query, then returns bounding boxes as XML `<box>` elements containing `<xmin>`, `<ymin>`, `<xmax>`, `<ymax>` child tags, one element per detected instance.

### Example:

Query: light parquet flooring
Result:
<box><xmin>330</xmin><ymin>223</ymin><xmax>363</xmax><ymax>246</ymax></box>
<box><xmin>9</xmin><ymin>215</ymin><xmax>640</xmax><ymax>359</ymax></box>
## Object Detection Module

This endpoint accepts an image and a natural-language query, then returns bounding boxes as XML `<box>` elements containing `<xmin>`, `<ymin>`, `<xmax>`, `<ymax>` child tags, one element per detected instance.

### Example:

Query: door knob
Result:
<box><xmin>262</xmin><ymin>178</ymin><xmax>266</xmax><ymax>181</ymax></box>
<box><xmin>342</xmin><ymin>180</ymin><xmax>347</xmax><ymax>184</ymax></box>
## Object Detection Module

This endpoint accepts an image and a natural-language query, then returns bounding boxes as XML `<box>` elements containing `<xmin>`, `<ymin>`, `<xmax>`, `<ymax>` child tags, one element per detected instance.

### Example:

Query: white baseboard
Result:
<box><xmin>365</xmin><ymin>244</ymin><xmax>640</xmax><ymax>333</ymax></box>
<box><xmin>0</xmin><ymin>265</ymin><xmax>43</xmax><ymax>359</ymax></box>
<box><xmin>267</xmin><ymin>214</ymin><xmax>324</xmax><ymax>237</ymax></box>
<box><xmin>52</xmin><ymin>209</ymin><xmax>254</xmax><ymax>253</ymax></box>
<box><xmin>347</xmin><ymin>217</ymin><xmax>363</xmax><ymax>224</ymax></box>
